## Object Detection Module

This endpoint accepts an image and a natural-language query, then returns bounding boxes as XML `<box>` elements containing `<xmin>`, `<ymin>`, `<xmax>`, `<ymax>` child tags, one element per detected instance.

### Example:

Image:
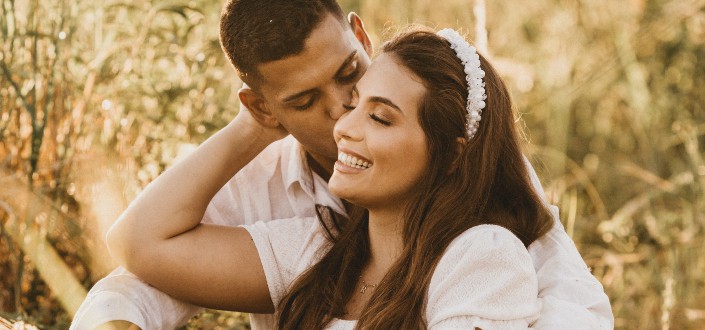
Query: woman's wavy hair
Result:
<box><xmin>276</xmin><ymin>27</ymin><xmax>554</xmax><ymax>329</ymax></box>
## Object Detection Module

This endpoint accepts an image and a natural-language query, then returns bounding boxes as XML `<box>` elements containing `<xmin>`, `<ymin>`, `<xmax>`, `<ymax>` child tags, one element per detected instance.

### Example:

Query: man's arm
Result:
<box><xmin>72</xmin><ymin>183</ymin><xmax>250</xmax><ymax>330</ymax></box>
<box><xmin>524</xmin><ymin>159</ymin><xmax>614</xmax><ymax>328</ymax></box>
<box><xmin>71</xmin><ymin>105</ymin><xmax>287</xmax><ymax>329</ymax></box>
<box><xmin>529</xmin><ymin>205</ymin><xmax>613</xmax><ymax>329</ymax></box>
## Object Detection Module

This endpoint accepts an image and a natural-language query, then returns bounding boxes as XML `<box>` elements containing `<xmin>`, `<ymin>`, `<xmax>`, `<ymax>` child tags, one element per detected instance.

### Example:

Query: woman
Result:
<box><xmin>107</xmin><ymin>27</ymin><xmax>554</xmax><ymax>329</ymax></box>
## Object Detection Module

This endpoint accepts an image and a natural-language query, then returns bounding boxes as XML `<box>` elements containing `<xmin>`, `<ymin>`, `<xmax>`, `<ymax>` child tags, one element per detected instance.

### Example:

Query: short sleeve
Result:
<box><xmin>426</xmin><ymin>225</ymin><xmax>541</xmax><ymax>329</ymax></box>
<box><xmin>70</xmin><ymin>267</ymin><xmax>202</xmax><ymax>330</ymax></box>
<box><xmin>242</xmin><ymin>216</ymin><xmax>331</xmax><ymax>307</ymax></box>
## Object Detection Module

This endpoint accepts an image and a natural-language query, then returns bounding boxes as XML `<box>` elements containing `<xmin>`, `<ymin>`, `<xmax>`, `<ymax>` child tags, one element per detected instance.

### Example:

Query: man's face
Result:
<box><xmin>256</xmin><ymin>14</ymin><xmax>372</xmax><ymax>173</ymax></box>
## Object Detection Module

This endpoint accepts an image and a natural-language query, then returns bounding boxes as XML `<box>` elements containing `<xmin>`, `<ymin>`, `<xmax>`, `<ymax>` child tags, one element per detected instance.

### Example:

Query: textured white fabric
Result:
<box><xmin>71</xmin><ymin>136</ymin><xmax>613</xmax><ymax>329</ymax></box>
<box><xmin>70</xmin><ymin>268</ymin><xmax>199</xmax><ymax>329</ymax></box>
<box><xmin>525</xmin><ymin>158</ymin><xmax>613</xmax><ymax>329</ymax></box>
<box><xmin>244</xmin><ymin>218</ymin><xmax>540</xmax><ymax>329</ymax></box>
<box><xmin>426</xmin><ymin>225</ymin><xmax>541</xmax><ymax>329</ymax></box>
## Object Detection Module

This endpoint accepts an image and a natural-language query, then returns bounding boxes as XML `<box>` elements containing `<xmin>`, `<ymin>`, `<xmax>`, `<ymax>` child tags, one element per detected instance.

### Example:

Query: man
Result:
<box><xmin>72</xmin><ymin>0</ymin><xmax>613</xmax><ymax>329</ymax></box>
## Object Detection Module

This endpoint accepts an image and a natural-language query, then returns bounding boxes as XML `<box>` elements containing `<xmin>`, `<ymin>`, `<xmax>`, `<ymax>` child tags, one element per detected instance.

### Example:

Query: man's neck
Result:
<box><xmin>305</xmin><ymin>152</ymin><xmax>334</xmax><ymax>182</ymax></box>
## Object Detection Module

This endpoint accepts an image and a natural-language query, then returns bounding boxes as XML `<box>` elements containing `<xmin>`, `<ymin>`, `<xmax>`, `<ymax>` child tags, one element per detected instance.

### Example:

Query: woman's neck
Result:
<box><xmin>366</xmin><ymin>208</ymin><xmax>404</xmax><ymax>276</ymax></box>
<box><xmin>342</xmin><ymin>207</ymin><xmax>405</xmax><ymax>320</ymax></box>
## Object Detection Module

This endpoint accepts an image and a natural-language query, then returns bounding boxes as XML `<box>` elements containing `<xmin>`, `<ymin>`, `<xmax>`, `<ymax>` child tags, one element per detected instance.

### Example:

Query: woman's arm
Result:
<box><xmin>106</xmin><ymin>110</ymin><xmax>284</xmax><ymax>312</ymax></box>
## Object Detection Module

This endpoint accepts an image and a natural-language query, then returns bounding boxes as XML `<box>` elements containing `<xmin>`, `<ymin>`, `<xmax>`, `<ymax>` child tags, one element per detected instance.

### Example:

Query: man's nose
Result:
<box><xmin>328</xmin><ymin>86</ymin><xmax>355</xmax><ymax>120</ymax></box>
<box><xmin>329</xmin><ymin>102</ymin><xmax>348</xmax><ymax>120</ymax></box>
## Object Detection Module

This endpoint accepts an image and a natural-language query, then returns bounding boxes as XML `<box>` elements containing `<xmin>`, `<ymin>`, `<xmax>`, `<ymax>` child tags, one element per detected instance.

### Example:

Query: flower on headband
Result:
<box><xmin>437</xmin><ymin>29</ymin><xmax>487</xmax><ymax>140</ymax></box>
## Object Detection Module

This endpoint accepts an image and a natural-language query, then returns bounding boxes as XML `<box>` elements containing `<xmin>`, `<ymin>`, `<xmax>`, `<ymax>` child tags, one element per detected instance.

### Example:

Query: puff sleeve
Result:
<box><xmin>426</xmin><ymin>225</ymin><xmax>541</xmax><ymax>329</ymax></box>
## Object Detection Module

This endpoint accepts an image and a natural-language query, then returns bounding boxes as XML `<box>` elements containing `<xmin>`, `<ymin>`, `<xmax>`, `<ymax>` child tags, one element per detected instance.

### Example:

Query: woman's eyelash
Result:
<box><xmin>369</xmin><ymin>113</ymin><xmax>391</xmax><ymax>126</ymax></box>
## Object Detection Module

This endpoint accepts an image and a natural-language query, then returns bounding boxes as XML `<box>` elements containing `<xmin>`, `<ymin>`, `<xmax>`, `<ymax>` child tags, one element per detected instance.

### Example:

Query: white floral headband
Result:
<box><xmin>437</xmin><ymin>28</ymin><xmax>487</xmax><ymax>140</ymax></box>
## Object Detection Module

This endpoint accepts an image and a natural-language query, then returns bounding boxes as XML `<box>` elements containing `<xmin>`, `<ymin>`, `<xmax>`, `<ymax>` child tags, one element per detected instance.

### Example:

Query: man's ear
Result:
<box><xmin>348</xmin><ymin>12</ymin><xmax>373</xmax><ymax>56</ymax></box>
<box><xmin>238</xmin><ymin>87</ymin><xmax>280</xmax><ymax>128</ymax></box>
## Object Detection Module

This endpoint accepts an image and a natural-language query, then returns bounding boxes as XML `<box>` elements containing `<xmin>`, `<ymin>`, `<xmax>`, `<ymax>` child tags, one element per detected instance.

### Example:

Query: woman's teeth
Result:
<box><xmin>338</xmin><ymin>152</ymin><xmax>371</xmax><ymax>169</ymax></box>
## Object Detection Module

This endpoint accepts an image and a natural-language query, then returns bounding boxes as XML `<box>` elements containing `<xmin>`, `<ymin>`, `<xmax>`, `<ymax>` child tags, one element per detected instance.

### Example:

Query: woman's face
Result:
<box><xmin>329</xmin><ymin>53</ymin><xmax>429</xmax><ymax>210</ymax></box>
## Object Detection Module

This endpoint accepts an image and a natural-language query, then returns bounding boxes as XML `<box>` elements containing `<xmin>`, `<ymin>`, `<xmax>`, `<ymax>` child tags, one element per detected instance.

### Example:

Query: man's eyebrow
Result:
<box><xmin>334</xmin><ymin>50</ymin><xmax>358</xmax><ymax>77</ymax></box>
<box><xmin>368</xmin><ymin>96</ymin><xmax>402</xmax><ymax>113</ymax></box>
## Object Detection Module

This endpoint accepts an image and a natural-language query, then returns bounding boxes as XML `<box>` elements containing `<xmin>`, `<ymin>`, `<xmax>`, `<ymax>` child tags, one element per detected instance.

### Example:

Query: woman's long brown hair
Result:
<box><xmin>276</xmin><ymin>28</ymin><xmax>554</xmax><ymax>329</ymax></box>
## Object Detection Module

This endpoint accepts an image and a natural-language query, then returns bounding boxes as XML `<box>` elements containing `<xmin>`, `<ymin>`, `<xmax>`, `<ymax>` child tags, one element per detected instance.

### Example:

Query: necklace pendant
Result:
<box><xmin>360</xmin><ymin>282</ymin><xmax>376</xmax><ymax>294</ymax></box>
<box><xmin>359</xmin><ymin>276</ymin><xmax>377</xmax><ymax>294</ymax></box>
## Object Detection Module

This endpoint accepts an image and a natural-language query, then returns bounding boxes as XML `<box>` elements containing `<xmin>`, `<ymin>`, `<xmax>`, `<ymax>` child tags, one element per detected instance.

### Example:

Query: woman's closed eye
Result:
<box><xmin>369</xmin><ymin>113</ymin><xmax>391</xmax><ymax>126</ymax></box>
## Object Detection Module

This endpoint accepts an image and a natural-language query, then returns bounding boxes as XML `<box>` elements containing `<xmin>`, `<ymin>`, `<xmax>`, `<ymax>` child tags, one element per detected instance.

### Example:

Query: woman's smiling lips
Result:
<box><xmin>334</xmin><ymin>149</ymin><xmax>373</xmax><ymax>173</ymax></box>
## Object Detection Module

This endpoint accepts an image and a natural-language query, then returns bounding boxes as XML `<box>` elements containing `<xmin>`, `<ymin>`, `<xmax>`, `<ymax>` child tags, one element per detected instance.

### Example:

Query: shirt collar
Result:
<box><xmin>283</xmin><ymin>136</ymin><xmax>315</xmax><ymax>197</ymax></box>
<box><xmin>283</xmin><ymin>136</ymin><xmax>346</xmax><ymax>216</ymax></box>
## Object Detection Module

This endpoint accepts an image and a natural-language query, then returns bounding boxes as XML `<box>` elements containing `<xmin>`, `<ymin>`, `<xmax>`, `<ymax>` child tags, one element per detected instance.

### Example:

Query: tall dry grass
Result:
<box><xmin>1</xmin><ymin>0</ymin><xmax>704</xmax><ymax>329</ymax></box>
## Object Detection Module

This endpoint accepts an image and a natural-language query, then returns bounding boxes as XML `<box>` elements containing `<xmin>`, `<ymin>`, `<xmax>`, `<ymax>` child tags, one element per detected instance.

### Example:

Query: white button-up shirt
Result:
<box><xmin>71</xmin><ymin>135</ymin><xmax>613</xmax><ymax>329</ymax></box>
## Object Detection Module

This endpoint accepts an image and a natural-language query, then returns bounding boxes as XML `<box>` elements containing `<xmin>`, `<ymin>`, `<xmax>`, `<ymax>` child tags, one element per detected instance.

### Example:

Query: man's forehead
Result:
<box><xmin>256</xmin><ymin>15</ymin><xmax>363</xmax><ymax>98</ymax></box>
<box><xmin>260</xmin><ymin>40</ymin><xmax>361</xmax><ymax>100</ymax></box>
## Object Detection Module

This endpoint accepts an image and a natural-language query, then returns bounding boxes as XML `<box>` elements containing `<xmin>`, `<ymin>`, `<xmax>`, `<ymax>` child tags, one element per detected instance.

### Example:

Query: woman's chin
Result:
<box><xmin>328</xmin><ymin>180</ymin><xmax>351</xmax><ymax>200</ymax></box>
<box><xmin>329</xmin><ymin>181</ymin><xmax>366</xmax><ymax>207</ymax></box>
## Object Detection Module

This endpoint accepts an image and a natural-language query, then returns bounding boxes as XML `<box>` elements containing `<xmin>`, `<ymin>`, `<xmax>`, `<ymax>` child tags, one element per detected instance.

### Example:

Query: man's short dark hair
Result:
<box><xmin>220</xmin><ymin>0</ymin><xmax>346</xmax><ymax>86</ymax></box>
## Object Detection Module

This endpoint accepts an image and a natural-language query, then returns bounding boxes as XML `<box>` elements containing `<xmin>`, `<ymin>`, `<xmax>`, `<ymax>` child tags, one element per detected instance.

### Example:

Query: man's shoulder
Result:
<box><xmin>251</xmin><ymin>135</ymin><xmax>296</xmax><ymax>163</ymax></box>
<box><xmin>238</xmin><ymin>136</ymin><xmax>298</xmax><ymax>174</ymax></box>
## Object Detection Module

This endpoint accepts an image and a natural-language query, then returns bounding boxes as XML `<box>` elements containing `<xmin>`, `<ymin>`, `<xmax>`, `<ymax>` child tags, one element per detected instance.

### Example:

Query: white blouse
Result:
<box><xmin>243</xmin><ymin>217</ymin><xmax>541</xmax><ymax>329</ymax></box>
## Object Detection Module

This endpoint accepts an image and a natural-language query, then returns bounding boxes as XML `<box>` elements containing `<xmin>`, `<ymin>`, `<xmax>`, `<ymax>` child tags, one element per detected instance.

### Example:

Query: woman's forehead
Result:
<box><xmin>358</xmin><ymin>54</ymin><xmax>427</xmax><ymax>115</ymax></box>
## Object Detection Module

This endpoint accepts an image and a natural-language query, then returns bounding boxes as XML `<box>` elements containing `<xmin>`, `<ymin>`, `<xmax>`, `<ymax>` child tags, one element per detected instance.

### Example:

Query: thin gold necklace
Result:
<box><xmin>359</xmin><ymin>276</ymin><xmax>377</xmax><ymax>294</ymax></box>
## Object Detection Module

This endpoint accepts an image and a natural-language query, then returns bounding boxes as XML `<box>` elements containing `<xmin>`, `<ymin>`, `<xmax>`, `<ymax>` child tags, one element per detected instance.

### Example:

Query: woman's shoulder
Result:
<box><xmin>434</xmin><ymin>224</ymin><xmax>532</xmax><ymax>278</ymax></box>
<box><xmin>242</xmin><ymin>216</ymin><xmax>333</xmax><ymax>306</ymax></box>
<box><xmin>244</xmin><ymin>215</ymin><xmax>321</xmax><ymax>236</ymax></box>
<box><xmin>425</xmin><ymin>224</ymin><xmax>540</xmax><ymax>328</ymax></box>
<box><xmin>446</xmin><ymin>224</ymin><xmax>526</xmax><ymax>254</ymax></box>
<box><xmin>243</xmin><ymin>216</ymin><xmax>333</xmax><ymax>264</ymax></box>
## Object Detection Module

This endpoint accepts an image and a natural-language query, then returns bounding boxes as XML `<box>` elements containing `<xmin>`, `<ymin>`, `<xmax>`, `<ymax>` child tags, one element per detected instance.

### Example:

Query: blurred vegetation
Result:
<box><xmin>0</xmin><ymin>0</ymin><xmax>703</xmax><ymax>329</ymax></box>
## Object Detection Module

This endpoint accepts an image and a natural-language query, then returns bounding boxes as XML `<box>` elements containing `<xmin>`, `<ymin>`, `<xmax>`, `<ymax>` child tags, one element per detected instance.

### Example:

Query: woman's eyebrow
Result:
<box><xmin>367</xmin><ymin>96</ymin><xmax>402</xmax><ymax>113</ymax></box>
